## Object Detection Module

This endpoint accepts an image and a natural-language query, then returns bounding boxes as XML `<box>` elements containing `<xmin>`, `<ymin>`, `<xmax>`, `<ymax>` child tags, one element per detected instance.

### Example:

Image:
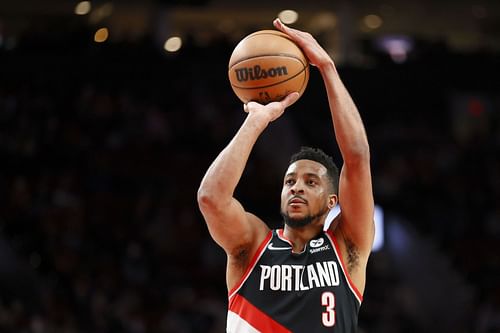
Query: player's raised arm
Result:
<box><xmin>274</xmin><ymin>18</ymin><xmax>374</xmax><ymax>290</ymax></box>
<box><xmin>197</xmin><ymin>93</ymin><xmax>299</xmax><ymax>258</ymax></box>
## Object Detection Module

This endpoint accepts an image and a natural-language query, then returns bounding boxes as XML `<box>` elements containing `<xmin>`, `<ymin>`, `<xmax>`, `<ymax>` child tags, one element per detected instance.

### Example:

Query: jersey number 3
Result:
<box><xmin>321</xmin><ymin>292</ymin><xmax>336</xmax><ymax>327</ymax></box>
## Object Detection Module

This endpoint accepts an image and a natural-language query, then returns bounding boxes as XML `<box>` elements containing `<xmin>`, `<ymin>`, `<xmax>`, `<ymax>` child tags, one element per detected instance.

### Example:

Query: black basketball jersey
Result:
<box><xmin>227</xmin><ymin>229</ymin><xmax>362</xmax><ymax>333</ymax></box>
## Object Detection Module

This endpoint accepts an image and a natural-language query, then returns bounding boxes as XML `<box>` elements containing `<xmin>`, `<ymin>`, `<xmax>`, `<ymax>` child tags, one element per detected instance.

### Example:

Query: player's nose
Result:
<box><xmin>290</xmin><ymin>181</ymin><xmax>304</xmax><ymax>194</ymax></box>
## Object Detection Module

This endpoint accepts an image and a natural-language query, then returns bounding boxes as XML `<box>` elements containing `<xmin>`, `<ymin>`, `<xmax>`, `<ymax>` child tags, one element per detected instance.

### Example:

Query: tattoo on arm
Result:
<box><xmin>345</xmin><ymin>238</ymin><xmax>360</xmax><ymax>274</ymax></box>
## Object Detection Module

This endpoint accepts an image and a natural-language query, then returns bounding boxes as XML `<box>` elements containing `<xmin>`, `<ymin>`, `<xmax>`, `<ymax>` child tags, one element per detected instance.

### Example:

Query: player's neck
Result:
<box><xmin>283</xmin><ymin>223</ymin><xmax>324</xmax><ymax>252</ymax></box>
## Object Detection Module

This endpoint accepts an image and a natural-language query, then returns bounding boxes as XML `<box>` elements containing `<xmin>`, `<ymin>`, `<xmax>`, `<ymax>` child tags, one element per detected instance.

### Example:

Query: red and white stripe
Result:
<box><xmin>227</xmin><ymin>294</ymin><xmax>291</xmax><ymax>333</ymax></box>
<box><xmin>227</xmin><ymin>231</ymin><xmax>290</xmax><ymax>332</ymax></box>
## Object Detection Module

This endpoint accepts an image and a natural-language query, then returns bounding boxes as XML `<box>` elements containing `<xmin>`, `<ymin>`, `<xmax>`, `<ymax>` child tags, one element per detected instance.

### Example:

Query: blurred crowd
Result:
<box><xmin>0</xmin><ymin>20</ymin><xmax>499</xmax><ymax>333</ymax></box>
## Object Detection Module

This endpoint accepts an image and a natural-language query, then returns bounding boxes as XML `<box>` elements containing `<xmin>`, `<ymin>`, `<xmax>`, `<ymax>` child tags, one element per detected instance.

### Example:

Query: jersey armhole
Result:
<box><xmin>325</xmin><ymin>229</ymin><xmax>364</xmax><ymax>304</ymax></box>
<box><xmin>228</xmin><ymin>230</ymin><xmax>273</xmax><ymax>300</ymax></box>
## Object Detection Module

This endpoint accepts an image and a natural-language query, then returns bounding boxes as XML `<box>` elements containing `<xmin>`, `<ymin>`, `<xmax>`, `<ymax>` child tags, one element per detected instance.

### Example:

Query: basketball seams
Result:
<box><xmin>229</xmin><ymin>54</ymin><xmax>307</xmax><ymax>69</ymax></box>
<box><xmin>229</xmin><ymin>32</ymin><xmax>307</xmax><ymax>68</ymax></box>
<box><xmin>300</xmin><ymin>65</ymin><xmax>309</xmax><ymax>94</ymax></box>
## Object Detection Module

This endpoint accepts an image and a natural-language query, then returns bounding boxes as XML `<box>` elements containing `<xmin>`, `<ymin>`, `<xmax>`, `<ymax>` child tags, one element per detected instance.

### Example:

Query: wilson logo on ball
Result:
<box><xmin>234</xmin><ymin>65</ymin><xmax>289</xmax><ymax>82</ymax></box>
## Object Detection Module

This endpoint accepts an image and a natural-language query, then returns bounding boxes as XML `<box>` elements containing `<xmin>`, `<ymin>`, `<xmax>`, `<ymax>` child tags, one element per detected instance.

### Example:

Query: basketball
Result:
<box><xmin>228</xmin><ymin>30</ymin><xmax>309</xmax><ymax>105</ymax></box>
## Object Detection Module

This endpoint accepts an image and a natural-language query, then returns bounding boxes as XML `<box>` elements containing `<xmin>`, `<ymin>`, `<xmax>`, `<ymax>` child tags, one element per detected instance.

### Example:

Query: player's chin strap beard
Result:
<box><xmin>281</xmin><ymin>206</ymin><xmax>330</xmax><ymax>229</ymax></box>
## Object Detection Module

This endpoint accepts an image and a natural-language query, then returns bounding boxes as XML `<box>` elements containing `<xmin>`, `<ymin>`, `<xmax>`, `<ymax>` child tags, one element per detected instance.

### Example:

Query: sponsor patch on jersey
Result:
<box><xmin>309</xmin><ymin>244</ymin><xmax>330</xmax><ymax>254</ymax></box>
<box><xmin>310</xmin><ymin>238</ymin><xmax>324</xmax><ymax>248</ymax></box>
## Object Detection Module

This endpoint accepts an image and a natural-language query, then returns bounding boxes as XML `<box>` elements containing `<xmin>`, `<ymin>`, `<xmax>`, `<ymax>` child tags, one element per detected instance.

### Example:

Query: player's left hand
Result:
<box><xmin>273</xmin><ymin>18</ymin><xmax>332</xmax><ymax>69</ymax></box>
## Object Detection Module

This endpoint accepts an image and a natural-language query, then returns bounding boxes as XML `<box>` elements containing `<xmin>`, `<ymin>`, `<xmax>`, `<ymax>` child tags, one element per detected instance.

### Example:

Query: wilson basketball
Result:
<box><xmin>228</xmin><ymin>30</ymin><xmax>309</xmax><ymax>105</ymax></box>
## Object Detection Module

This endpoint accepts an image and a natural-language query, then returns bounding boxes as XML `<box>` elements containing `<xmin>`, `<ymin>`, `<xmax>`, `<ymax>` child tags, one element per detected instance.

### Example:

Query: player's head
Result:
<box><xmin>289</xmin><ymin>147</ymin><xmax>339</xmax><ymax>194</ymax></box>
<box><xmin>280</xmin><ymin>147</ymin><xmax>339</xmax><ymax>229</ymax></box>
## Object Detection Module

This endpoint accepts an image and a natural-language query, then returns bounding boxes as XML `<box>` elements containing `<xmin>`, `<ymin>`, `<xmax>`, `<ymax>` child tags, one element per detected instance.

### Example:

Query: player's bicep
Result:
<box><xmin>199</xmin><ymin>197</ymin><xmax>267</xmax><ymax>256</ymax></box>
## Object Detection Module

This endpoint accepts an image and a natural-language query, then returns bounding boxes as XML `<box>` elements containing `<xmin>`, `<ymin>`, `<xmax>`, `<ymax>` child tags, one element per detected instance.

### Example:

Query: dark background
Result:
<box><xmin>1</xmin><ymin>0</ymin><xmax>499</xmax><ymax>332</ymax></box>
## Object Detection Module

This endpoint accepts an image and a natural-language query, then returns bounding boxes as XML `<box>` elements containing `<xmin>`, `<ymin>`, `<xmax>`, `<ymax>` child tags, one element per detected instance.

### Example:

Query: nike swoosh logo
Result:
<box><xmin>268</xmin><ymin>243</ymin><xmax>292</xmax><ymax>251</ymax></box>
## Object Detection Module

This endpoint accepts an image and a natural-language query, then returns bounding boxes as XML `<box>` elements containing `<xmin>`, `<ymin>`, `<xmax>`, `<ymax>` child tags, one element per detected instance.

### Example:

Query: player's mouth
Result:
<box><xmin>288</xmin><ymin>196</ymin><xmax>307</xmax><ymax>206</ymax></box>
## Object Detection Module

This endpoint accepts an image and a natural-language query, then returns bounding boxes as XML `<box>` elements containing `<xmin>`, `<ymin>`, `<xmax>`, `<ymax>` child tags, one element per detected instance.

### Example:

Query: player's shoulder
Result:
<box><xmin>230</xmin><ymin>212</ymin><xmax>271</xmax><ymax>260</ymax></box>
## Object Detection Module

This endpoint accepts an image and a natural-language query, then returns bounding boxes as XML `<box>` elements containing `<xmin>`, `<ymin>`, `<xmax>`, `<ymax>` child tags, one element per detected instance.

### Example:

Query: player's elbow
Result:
<box><xmin>197</xmin><ymin>184</ymin><xmax>226</xmax><ymax>214</ymax></box>
<box><xmin>197</xmin><ymin>186</ymin><xmax>215</xmax><ymax>211</ymax></box>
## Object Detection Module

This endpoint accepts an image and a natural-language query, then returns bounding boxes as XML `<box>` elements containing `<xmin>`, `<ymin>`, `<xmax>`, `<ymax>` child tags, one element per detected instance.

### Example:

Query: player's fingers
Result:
<box><xmin>273</xmin><ymin>18</ymin><xmax>309</xmax><ymax>49</ymax></box>
<box><xmin>273</xmin><ymin>18</ymin><xmax>284</xmax><ymax>30</ymax></box>
<box><xmin>280</xmin><ymin>92</ymin><xmax>300</xmax><ymax>109</ymax></box>
<box><xmin>273</xmin><ymin>18</ymin><xmax>296</xmax><ymax>36</ymax></box>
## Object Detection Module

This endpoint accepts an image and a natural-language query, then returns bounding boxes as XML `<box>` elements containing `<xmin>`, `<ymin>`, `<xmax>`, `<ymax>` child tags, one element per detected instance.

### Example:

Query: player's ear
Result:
<box><xmin>327</xmin><ymin>194</ymin><xmax>338</xmax><ymax>209</ymax></box>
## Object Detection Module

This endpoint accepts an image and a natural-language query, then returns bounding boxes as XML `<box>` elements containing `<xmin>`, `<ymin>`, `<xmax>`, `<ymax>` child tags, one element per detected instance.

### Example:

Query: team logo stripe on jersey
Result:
<box><xmin>228</xmin><ymin>294</ymin><xmax>291</xmax><ymax>333</ymax></box>
<box><xmin>325</xmin><ymin>230</ymin><xmax>363</xmax><ymax>304</ymax></box>
<box><xmin>228</xmin><ymin>231</ymin><xmax>273</xmax><ymax>299</ymax></box>
<box><xmin>227</xmin><ymin>311</ymin><xmax>260</xmax><ymax>333</ymax></box>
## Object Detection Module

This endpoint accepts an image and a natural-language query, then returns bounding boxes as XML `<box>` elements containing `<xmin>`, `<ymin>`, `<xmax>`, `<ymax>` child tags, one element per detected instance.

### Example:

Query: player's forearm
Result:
<box><xmin>198</xmin><ymin>114</ymin><xmax>268</xmax><ymax>207</ymax></box>
<box><xmin>320</xmin><ymin>61</ymin><xmax>370</xmax><ymax>163</ymax></box>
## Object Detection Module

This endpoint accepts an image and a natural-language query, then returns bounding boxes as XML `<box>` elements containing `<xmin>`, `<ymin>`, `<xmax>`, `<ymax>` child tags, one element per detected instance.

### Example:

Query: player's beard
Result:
<box><xmin>281</xmin><ymin>206</ymin><xmax>330</xmax><ymax>229</ymax></box>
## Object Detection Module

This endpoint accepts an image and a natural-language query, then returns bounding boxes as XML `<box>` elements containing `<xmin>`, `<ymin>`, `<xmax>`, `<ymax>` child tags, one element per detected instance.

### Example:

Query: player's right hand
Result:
<box><xmin>244</xmin><ymin>92</ymin><xmax>299</xmax><ymax>123</ymax></box>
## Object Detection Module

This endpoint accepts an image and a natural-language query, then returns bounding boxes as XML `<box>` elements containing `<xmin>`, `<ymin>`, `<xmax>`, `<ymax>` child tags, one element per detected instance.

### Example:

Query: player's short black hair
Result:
<box><xmin>289</xmin><ymin>146</ymin><xmax>339</xmax><ymax>194</ymax></box>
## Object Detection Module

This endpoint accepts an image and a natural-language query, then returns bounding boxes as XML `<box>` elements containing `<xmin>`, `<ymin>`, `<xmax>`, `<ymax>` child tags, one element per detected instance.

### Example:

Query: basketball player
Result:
<box><xmin>197</xmin><ymin>18</ymin><xmax>374</xmax><ymax>332</ymax></box>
